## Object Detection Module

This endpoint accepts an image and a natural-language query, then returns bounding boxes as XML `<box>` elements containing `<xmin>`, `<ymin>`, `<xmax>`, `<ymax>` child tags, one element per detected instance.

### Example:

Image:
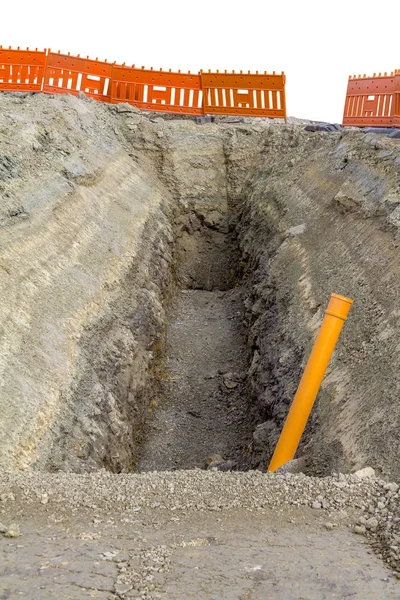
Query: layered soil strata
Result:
<box><xmin>236</xmin><ymin>128</ymin><xmax>400</xmax><ymax>479</ymax></box>
<box><xmin>0</xmin><ymin>94</ymin><xmax>399</xmax><ymax>483</ymax></box>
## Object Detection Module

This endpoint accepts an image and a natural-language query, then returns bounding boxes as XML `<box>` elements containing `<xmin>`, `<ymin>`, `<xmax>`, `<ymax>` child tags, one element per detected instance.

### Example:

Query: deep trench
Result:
<box><xmin>42</xmin><ymin>145</ymin><xmax>316</xmax><ymax>477</ymax></box>
<box><xmin>41</xmin><ymin>129</ymin><xmax>322</xmax><ymax>477</ymax></box>
<box><xmin>4</xmin><ymin>112</ymin><xmax>398</xmax><ymax>485</ymax></box>
<box><xmin>137</xmin><ymin>208</ymin><xmax>253</xmax><ymax>471</ymax></box>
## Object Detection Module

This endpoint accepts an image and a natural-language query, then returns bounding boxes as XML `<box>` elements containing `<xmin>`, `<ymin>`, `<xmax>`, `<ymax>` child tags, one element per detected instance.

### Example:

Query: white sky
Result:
<box><xmin>2</xmin><ymin>0</ymin><xmax>399</xmax><ymax>122</ymax></box>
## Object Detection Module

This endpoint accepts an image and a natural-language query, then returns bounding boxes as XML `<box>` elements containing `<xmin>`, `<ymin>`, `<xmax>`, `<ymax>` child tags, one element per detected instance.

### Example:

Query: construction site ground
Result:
<box><xmin>0</xmin><ymin>92</ymin><xmax>399</xmax><ymax>598</ymax></box>
<box><xmin>1</xmin><ymin>476</ymin><xmax>399</xmax><ymax>600</ymax></box>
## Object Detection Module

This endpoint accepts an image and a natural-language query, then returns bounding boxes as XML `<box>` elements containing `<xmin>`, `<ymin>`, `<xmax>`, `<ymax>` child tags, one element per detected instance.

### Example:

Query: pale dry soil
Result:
<box><xmin>1</xmin><ymin>501</ymin><xmax>399</xmax><ymax>599</ymax></box>
<box><xmin>1</xmin><ymin>94</ymin><xmax>400</xmax><ymax>597</ymax></box>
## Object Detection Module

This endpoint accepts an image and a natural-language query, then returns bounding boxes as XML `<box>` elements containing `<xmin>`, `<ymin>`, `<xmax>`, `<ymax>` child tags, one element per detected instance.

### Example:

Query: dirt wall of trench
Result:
<box><xmin>0</xmin><ymin>95</ymin><xmax>250</xmax><ymax>472</ymax></box>
<box><xmin>0</xmin><ymin>94</ymin><xmax>176</xmax><ymax>472</ymax></box>
<box><xmin>236</xmin><ymin>127</ymin><xmax>400</xmax><ymax>481</ymax></box>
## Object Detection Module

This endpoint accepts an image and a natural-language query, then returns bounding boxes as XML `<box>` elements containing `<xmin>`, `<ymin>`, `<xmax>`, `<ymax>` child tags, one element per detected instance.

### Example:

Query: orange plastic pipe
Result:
<box><xmin>268</xmin><ymin>293</ymin><xmax>353</xmax><ymax>472</ymax></box>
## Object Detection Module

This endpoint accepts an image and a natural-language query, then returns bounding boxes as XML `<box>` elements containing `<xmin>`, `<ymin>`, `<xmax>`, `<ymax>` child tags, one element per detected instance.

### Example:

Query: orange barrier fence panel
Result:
<box><xmin>110</xmin><ymin>66</ymin><xmax>204</xmax><ymax>115</ymax></box>
<box><xmin>43</xmin><ymin>52</ymin><xmax>113</xmax><ymax>102</ymax></box>
<box><xmin>0</xmin><ymin>47</ymin><xmax>46</xmax><ymax>92</ymax></box>
<box><xmin>0</xmin><ymin>45</ymin><xmax>288</xmax><ymax>120</ymax></box>
<box><xmin>201</xmin><ymin>71</ymin><xmax>286</xmax><ymax>118</ymax></box>
<box><xmin>392</xmin><ymin>70</ymin><xmax>400</xmax><ymax>128</ymax></box>
<box><xmin>342</xmin><ymin>73</ymin><xmax>395</xmax><ymax>127</ymax></box>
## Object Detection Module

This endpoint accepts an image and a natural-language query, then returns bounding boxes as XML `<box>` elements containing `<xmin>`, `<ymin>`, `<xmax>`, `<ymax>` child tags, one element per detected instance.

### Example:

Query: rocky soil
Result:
<box><xmin>1</xmin><ymin>468</ymin><xmax>400</xmax><ymax>597</ymax></box>
<box><xmin>0</xmin><ymin>92</ymin><xmax>399</xmax><ymax>594</ymax></box>
<box><xmin>137</xmin><ymin>288</ymin><xmax>251</xmax><ymax>472</ymax></box>
<box><xmin>2</xmin><ymin>94</ymin><xmax>398</xmax><ymax>480</ymax></box>
<box><xmin>236</xmin><ymin>127</ymin><xmax>400</xmax><ymax>479</ymax></box>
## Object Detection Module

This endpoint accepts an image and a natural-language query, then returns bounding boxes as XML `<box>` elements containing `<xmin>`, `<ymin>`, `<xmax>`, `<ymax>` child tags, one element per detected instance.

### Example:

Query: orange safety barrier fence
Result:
<box><xmin>201</xmin><ymin>70</ymin><xmax>286</xmax><ymax>118</ymax></box>
<box><xmin>0</xmin><ymin>45</ymin><xmax>287</xmax><ymax>119</ymax></box>
<box><xmin>43</xmin><ymin>52</ymin><xmax>113</xmax><ymax>103</ymax></box>
<box><xmin>342</xmin><ymin>71</ymin><xmax>400</xmax><ymax>128</ymax></box>
<box><xmin>392</xmin><ymin>70</ymin><xmax>400</xmax><ymax>129</ymax></box>
<box><xmin>110</xmin><ymin>65</ymin><xmax>203</xmax><ymax>115</ymax></box>
<box><xmin>0</xmin><ymin>46</ymin><xmax>47</xmax><ymax>92</ymax></box>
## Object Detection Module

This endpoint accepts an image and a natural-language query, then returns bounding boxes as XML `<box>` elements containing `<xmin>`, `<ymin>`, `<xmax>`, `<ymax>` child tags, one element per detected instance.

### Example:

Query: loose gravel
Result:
<box><xmin>1</xmin><ymin>468</ymin><xmax>399</xmax><ymax>576</ymax></box>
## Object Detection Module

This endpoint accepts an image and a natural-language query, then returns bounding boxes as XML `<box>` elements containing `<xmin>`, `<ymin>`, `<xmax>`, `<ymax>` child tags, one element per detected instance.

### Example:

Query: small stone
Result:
<box><xmin>274</xmin><ymin>457</ymin><xmax>307</xmax><ymax>475</ymax></box>
<box><xmin>5</xmin><ymin>523</ymin><xmax>20</xmax><ymax>538</ymax></box>
<box><xmin>322</xmin><ymin>499</ymin><xmax>330</xmax><ymax>509</ymax></box>
<box><xmin>207</xmin><ymin>460</ymin><xmax>237</xmax><ymax>472</ymax></box>
<box><xmin>333</xmin><ymin>481</ymin><xmax>347</xmax><ymax>489</ymax></box>
<box><xmin>354</xmin><ymin>525</ymin><xmax>366</xmax><ymax>535</ymax></box>
<box><xmin>115</xmin><ymin>583</ymin><xmax>133</xmax><ymax>594</ymax></box>
<box><xmin>377</xmin><ymin>502</ymin><xmax>385</xmax><ymax>510</ymax></box>
<box><xmin>0</xmin><ymin>522</ymin><xmax>7</xmax><ymax>533</ymax></box>
<box><xmin>285</xmin><ymin>223</ymin><xmax>306</xmax><ymax>237</ymax></box>
<box><xmin>0</xmin><ymin>493</ymin><xmax>15</xmax><ymax>503</ymax></box>
<box><xmin>384</xmin><ymin>483</ymin><xmax>399</xmax><ymax>493</ymax></box>
<box><xmin>206</xmin><ymin>454</ymin><xmax>223</xmax><ymax>466</ymax></box>
<box><xmin>101</xmin><ymin>551</ymin><xmax>118</xmax><ymax>560</ymax></box>
<box><xmin>41</xmin><ymin>493</ymin><xmax>49</xmax><ymax>505</ymax></box>
<box><xmin>396</xmin><ymin>572</ymin><xmax>400</xmax><ymax>580</ymax></box>
<box><xmin>353</xmin><ymin>467</ymin><xmax>376</xmax><ymax>479</ymax></box>
<box><xmin>222</xmin><ymin>372</ymin><xmax>241</xmax><ymax>389</ymax></box>
<box><xmin>115</xmin><ymin>103</ymin><xmax>140</xmax><ymax>114</ymax></box>
<box><xmin>324</xmin><ymin>522</ymin><xmax>334</xmax><ymax>531</ymax></box>
<box><xmin>366</xmin><ymin>517</ymin><xmax>379</xmax><ymax>530</ymax></box>
<box><xmin>312</xmin><ymin>501</ymin><xmax>322</xmax><ymax>509</ymax></box>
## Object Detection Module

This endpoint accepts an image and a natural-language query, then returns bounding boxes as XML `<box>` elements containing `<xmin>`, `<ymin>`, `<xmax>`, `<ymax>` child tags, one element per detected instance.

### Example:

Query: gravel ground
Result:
<box><xmin>0</xmin><ymin>468</ymin><xmax>388</xmax><ymax>512</ymax></box>
<box><xmin>138</xmin><ymin>288</ymin><xmax>250</xmax><ymax>472</ymax></box>
<box><xmin>1</xmin><ymin>469</ymin><xmax>400</xmax><ymax>598</ymax></box>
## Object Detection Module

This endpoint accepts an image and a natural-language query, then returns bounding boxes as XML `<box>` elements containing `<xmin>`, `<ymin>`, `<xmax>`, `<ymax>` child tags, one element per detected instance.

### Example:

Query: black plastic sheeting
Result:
<box><xmin>363</xmin><ymin>127</ymin><xmax>397</xmax><ymax>135</ymax></box>
<box><xmin>304</xmin><ymin>123</ymin><xmax>342</xmax><ymax>132</ymax></box>
<box><xmin>305</xmin><ymin>125</ymin><xmax>400</xmax><ymax>137</ymax></box>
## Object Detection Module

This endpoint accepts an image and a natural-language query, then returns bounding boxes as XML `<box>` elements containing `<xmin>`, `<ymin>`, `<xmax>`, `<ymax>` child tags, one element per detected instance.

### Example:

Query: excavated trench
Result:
<box><xmin>1</xmin><ymin>97</ymin><xmax>399</xmax><ymax>486</ymax></box>
<box><xmin>34</xmin><ymin>119</ymin><xmax>268</xmax><ymax>476</ymax></box>
<box><xmin>138</xmin><ymin>208</ymin><xmax>253</xmax><ymax>472</ymax></box>
<box><xmin>37</xmin><ymin>120</ymin><xmax>394</xmax><ymax>478</ymax></box>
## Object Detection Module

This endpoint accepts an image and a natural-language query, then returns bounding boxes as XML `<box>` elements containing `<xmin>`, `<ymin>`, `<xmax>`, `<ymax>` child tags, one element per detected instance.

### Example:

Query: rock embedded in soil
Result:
<box><xmin>222</xmin><ymin>372</ymin><xmax>242</xmax><ymax>389</ymax></box>
<box><xmin>4</xmin><ymin>523</ymin><xmax>20</xmax><ymax>538</ymax></box>
<box><xmin>354</xmin><ymin>467</ymin><xmax>376</xmax><ymax>479</ymax></box>
<box><xmin>354</xmin><ymin>525</ymin><xmax>367</xmax><ymax>535</ymax></box>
